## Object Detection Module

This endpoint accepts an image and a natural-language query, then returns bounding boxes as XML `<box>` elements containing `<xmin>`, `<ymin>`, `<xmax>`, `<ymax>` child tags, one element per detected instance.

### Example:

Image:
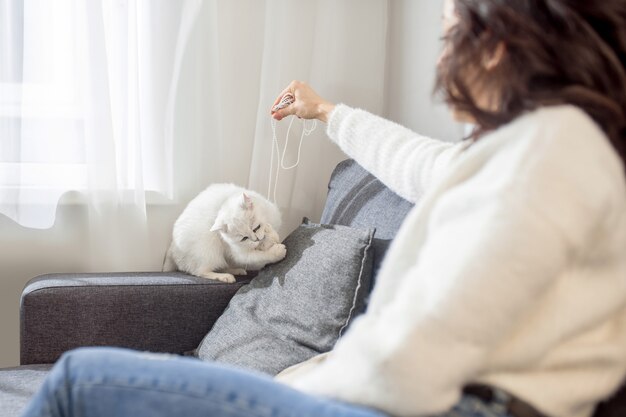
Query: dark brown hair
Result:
<box><xmin>435</xmin><ymin>0</ymin><xmax>626</xmax><ymax>173</ymax></box>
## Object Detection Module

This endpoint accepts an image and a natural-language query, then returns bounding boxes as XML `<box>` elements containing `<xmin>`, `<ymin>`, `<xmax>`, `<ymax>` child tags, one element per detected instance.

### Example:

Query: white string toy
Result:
<box><xmin>268</xmin><ymin>93</ymin><xmax>317</xmax><ymax>203</ymax></box>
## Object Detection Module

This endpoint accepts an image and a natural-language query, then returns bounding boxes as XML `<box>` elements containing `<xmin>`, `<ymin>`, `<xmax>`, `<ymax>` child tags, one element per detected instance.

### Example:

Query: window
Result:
<box><xmin>0</xmin><ymin>0</ymin><xmax>86</xmax><ymax>201</ymax></box>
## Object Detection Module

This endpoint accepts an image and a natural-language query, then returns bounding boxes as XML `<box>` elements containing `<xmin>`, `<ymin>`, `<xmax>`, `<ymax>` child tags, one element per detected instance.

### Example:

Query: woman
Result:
<box><xmin>21</xmin><ymin>1</ymin><xmax>626</xmax><ymax>417</ymax></box>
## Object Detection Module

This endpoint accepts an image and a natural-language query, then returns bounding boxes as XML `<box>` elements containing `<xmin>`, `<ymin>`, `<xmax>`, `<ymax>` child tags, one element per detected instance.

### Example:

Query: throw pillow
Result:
<box><xmin>196</xmin><ymin>218</ymin><xmax>374</xmax><ymax>375</ymax></box>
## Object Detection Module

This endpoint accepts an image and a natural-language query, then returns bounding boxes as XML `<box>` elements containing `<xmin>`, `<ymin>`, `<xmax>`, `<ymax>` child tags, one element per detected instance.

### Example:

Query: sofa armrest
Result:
<box><xmin>20</xmin><ymin>272</ymin><xmax>250</xmax><ymax>365</ymax></box>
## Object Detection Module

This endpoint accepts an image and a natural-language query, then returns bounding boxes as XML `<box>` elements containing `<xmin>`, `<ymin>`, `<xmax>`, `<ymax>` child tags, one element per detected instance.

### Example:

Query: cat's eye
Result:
<box><xmin>253</xmin><ymin>224</ymin><xmax>261</xmax><ymax>233</ymax></box>
<box><xmin>241</xmin><ymin>236</ymin><xmax>248</xmax><ymax>242</ymax></box>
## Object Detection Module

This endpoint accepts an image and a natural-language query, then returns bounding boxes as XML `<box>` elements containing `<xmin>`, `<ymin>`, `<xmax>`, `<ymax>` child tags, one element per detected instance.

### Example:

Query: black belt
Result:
<box><xmin>463</xmin><ymin>384</ymin><xmax>549</xmax><ymax>417</ymax></box>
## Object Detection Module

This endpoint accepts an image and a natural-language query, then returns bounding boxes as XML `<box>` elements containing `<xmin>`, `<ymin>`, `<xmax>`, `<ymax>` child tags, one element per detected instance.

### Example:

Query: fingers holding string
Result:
<box><xmin>272</xmin><ymin>96</ymin><xmax>296</xmax><ymax>121</ymax></box>
<box><xmin>271</xmin><ymin>80</ymin><xmax>303</xmax><ymax>120</ymax></box>
<box><xmin>272</xmin><ymin>80</ymin><xmax>333</xmax><ymax>121</ymax></box>
<box><xmin>271</xmin><ymin>85</ymin><xmax>293</xmax><ymax>111</ymax></box>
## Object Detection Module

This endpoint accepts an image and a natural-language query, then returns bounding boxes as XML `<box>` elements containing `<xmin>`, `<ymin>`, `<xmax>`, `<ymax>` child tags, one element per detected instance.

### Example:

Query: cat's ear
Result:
<box><xmin>210</xmin><ymin>219</ymin><xmax>227</xmax><ymax>233</ymax></box>
<box><xmin>241</xmin><ymin>193</ymin><xmax>254</xmax><ymax>210</ymax></box>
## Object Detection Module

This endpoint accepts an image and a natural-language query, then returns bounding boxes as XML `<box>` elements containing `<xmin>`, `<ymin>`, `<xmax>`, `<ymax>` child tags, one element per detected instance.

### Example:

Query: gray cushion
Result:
<box><xmin>0</xmin><ymin>364</ymin><xmax>52</xmax><ymax>417</ymax></box>
<box><xmin>320</xmin><ymin>159</ymin><xmax>414</xmax><ymax>282</ymax></box>
<box><xmin>196</xmin><ymin>218</ymin><xmax>374</xmax><ymax>375</ymax></box>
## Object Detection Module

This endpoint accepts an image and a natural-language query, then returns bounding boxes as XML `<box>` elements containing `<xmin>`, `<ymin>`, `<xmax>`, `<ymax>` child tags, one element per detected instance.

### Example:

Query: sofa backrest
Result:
<box><xmin>320</xmin><ymin>159</ymin><xmax>414</xmax><ymax>284</ymax></box>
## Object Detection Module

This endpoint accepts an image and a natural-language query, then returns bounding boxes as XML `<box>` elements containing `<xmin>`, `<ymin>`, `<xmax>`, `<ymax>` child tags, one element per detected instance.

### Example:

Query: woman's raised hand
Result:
<box><xmin>270</xmin><ymin>81</ymin><xmax>336</xmax><ymax>123</ymax></box>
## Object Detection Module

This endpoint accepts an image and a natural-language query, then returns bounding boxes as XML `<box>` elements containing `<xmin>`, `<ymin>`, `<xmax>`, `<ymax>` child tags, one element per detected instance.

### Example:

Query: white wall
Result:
<box><xmin>0</xmin><ymin>0</ymin><xmax>463</xmax><ymax>367</ymax></box>
<box><xmin>384</xmin><ymin>0</ymin><xmax>463</xmax><ymax>142</ymax></box>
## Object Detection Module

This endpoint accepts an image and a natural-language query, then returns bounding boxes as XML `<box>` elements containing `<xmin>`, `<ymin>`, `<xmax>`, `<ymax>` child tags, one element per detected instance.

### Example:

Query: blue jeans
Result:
<box><xmin>21</xmin><ymin>348</ymin><xmax>513</xmax><ymax>417</ymax></box>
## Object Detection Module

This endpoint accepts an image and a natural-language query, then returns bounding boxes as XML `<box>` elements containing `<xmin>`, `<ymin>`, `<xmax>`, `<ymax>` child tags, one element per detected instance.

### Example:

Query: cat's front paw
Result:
<box><xmin>198</xmin><ymin>271</ymin><xmax>236</xmax><ymax>283</ymax></box>
<box><xmin>256</xmin><ymin>223</ymin><xmax>280</xmax><ymax>251</ymax></box>
<box><xmin>269</xmin><ymin>243</ymin><xmax>287</xmax><ymax>262</ymax></box>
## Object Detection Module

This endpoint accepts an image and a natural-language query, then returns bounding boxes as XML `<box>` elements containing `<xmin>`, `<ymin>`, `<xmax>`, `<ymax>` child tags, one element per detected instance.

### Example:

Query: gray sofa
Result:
<box><xmin>0</xmin><ymin>159</ymin><xmax>624</xmax><ymax>417</ymax></box>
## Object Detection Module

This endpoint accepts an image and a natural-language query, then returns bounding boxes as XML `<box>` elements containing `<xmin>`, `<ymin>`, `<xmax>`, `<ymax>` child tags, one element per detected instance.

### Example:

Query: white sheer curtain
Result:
<box><xmin>185</xmin><ymin>0</ymin><xmax>389</xmax><ymax>235</ymax></box>
<box><xmin>0</xmin><ymin>0</ymin><xmax>388</xmax><ymax>268</ymax></box>
<box><xmin>0</xmin><ymin>0</ymin><xmax>198</xmax><ymax>228</ymax></box>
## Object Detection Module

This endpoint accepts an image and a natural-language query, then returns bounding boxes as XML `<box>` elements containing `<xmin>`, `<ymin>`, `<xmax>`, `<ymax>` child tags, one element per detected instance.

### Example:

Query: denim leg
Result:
<box><xmin>20</xmin><ymin>347</ymin><xmax>387</xmax><ymax>417</ymax></box>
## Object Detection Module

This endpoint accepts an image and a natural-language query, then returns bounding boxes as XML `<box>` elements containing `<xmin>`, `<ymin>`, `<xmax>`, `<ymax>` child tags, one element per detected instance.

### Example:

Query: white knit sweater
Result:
<box><xmin>286</xmin><ymin>104</ymin><xmax>626</xmax><ymax>417</ymax></box>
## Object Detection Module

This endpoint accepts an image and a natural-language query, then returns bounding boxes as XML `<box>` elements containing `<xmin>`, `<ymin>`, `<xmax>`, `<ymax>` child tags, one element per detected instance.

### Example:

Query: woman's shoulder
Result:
<box><xmin>485</xmin><ymin>105</ymin><xmax>624</xmax><ymax>176</ymax></box>
<box><xmin>456</xmin><ymin>105</ymin><xmax>625</xmax><ymax>213</ymax></box>
<box><xmin>504</xmin><ymin>104</ymin><xmax>608</xmax><ymax>149</ymax></box>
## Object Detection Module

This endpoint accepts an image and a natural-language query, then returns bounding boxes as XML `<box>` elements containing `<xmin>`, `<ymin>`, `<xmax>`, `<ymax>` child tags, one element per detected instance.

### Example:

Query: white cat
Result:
<box><xmin>163</xmin><ymin>184</ymin><xmax>286</xmax><ymax>283</ymax></box>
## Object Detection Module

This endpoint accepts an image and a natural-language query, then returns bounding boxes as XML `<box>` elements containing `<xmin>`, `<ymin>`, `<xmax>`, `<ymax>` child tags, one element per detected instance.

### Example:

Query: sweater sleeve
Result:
<box><xmin>326</xmin><ymin>104</ymin><xmax>466</xmax><ymax>204</ymax></box>
<box><xmin>288</xmin><ymin>107</ymin><xmax>621</xmax><ymax>416</ymax></box>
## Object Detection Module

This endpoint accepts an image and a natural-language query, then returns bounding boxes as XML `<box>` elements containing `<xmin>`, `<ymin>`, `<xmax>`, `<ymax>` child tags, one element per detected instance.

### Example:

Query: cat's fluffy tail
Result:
<box><xmin>162</xmin><ymin>245</ymin><xmax>177</xmax><ymax>272</ymax></box>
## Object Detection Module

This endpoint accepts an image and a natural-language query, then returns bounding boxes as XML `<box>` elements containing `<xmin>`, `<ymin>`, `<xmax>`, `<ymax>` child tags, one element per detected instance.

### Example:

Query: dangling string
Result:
<box><xmin>268</xmin><ymin>94</ymin><xmax>317</xmax><ymax>204</ymax></box>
